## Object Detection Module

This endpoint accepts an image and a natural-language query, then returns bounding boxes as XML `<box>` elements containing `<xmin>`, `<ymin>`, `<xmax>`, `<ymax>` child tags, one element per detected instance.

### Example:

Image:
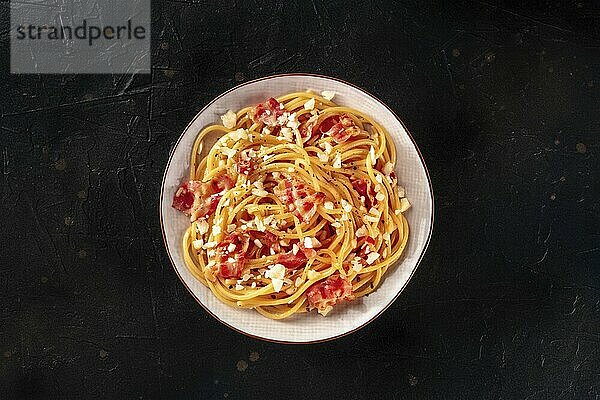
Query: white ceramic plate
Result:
<box><xmin>160</xmin><ymin>74</ymin><xmax>434</xmax><ymax>343</ymax></box>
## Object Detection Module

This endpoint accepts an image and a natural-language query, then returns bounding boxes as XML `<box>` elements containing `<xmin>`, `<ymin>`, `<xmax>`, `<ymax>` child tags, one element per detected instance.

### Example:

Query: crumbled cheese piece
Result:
<box><xmin>223</xmin><ymin>198</ymin><xmax>231</xmax><ymax>207</ymax></box>
<box><xmin>398</xmin><ymin>186</ymin><xmax>406</xmax><ymax>198</ymax></box>
<box><xmin>369</xmin><ymin>146</ymin><xmax>376</xmax><ymax>165</ymax></box>
<box><xmin>383</xmin><ymin>232</ymin><xmax>391</xmax><ymax>242</ymax></box>
<box><xmin>251</xmin><ymin>282</ymin><xmax>257</xmax><ymax>288</ymax></box>
<box><xmin>351</xmin><ymin>257</ymin><xmax>363</xmax><ymax>272</ymax></box>
<box><xmin>212</xmin><ymin>225</ymin><xmax>222</xmax><ymax>235</ymax></box>
<box><xmin>242</xmin><ymin>273</ymin><xmax>253</xmax><ymax>282</ymax></box>
<box><xmin>303</xmin><ymin>236</ymin><xmax>314</xmax><ymax>249</ymax></box>
<box><xmin>287</xmin><ymin>167</ymin><xmax>294</xmax><ymax>172</ymax></box>
<box><xmin>227</xmin><ymin>223</ymin><xmax>236</xmax><ymax>232</ymax></box>
<box><xmin>235</xmin><ymin>284</ymin><xmax>244</xmax><ymax>291</ymax></box>
<box><xmin>229</xmin><ymin>128</ymin><xmax>247</xmax><ymax>141</ymax></box>
<box><xmin>295</xmin><ymin>276</ymin><xmax>304</xmax><ymax>287</ymax></box>
<box><xmin>292</xmin><ymin>243</ymin><xmax>299</xmax><ymax>255</ymax></box>
<box><xmin>280</xmin><ymin>127</ymin><xmax>294</xmax><ymax>141</ymax></box>
<box><xmin>383</xmin><ymin>162</ymin><xmax>394</xmax><ymax>175</ymax></box>
<box><xmin>262</xmin><ymin>127</ymin><xmax>271</xmax><ymax>135</ymax></box>
<box><xmin>265</xmin><ymin>264</ymin><xmax>285</xmax><ymax>279</ymax></box>
<box><xmin>197</xmin><ymin>219</ymin><xmax>209</xmax><ymax>235</ymax></box>
<box><xmin>317</xmin><ymin>152</ymin><xmax>329</xmax><ymax>162</ymax></box>
<box><xmin>263</xmin><ymin>214</ymin><xmax>275</xmax><ymax>225</ymax></box>
<box><xmin>323</xmin><ymin>142</ymin><xmax>333</xmax><ymax>154</ymax></box>
<box><xmin>375</xmin><ymin>192</ymin><xmax>385</xmax><ymax>202</ymax></box>
<box><xmin>272</xmin><ymin>172</ymin><xmax>280</xmax><ymax>179</ymax></box>
<box><xmin>374</xmin><ymin>184</ymin><xmax>382</xmax><ymax>193</ymax></box>
<box><xmin>269</xmin><ymin>248</ymin><xmax>276</xmax><ymax>255</ymax></box>
<box><xmin>341</xmin><ymin>199</ymin><xmax>352</xmax><ymax>213</ymax></box>
<box><xmin>276</xmin><ymin>113</ymin><xmax>288</xmax><ymax>126</ymax></box>
<box><xmin>272</xmin><ymin>279</ymin><xmax>284</xmax><ymax>292</ymax></box>
<box><xmin>265</xmin><ymin>264</ymin><xmax>286</xmax><ymax>292</ymax></box>
<box><xmin>307</xmin><ymin>270</ymin><xmax>319</xmax><ymax>280</ymax></box>
<box><xmin>253</xmin><ymin>239</ymin><xmax>263</xmax><ymax>248</ymax></box>
<box><xmin>220</xmin><ymin>110</ymin><xmax>237</xmax><ymax>129</ymax></box>
<box><xmin>364</xmin><ymin>215</ymin><xmax>379</xmax><ymax>223</ymax></box>
<box><xmin>394</xmin><ymin>209</ymin><xmax>401</xmax><ymax>216</ymax></box>
<box><xmin>227</xmin><ymin>243</ymin><xmax>237</xmax><ymax>253</ymax></box>
<box><xmin>375</xmin><ymin>174</ymin><xmax>383</xmax><ymax>184</ymax></box>
<box><xmin>318</xmin><ymin>305</ymin><xmax>333</xmax><ymax>316</ymax></box>
<box><xmin>351</xmin><ymin>239</ymin><xmax>358</xmax><ymax>248</ymax></box>
<box><xmin>279</xmin><ymin>239</ymin><xmax>289</xmax><ymax>247</ymax></box>
<box><xmin>254</xmin><ymin>216</ymin><xmax>266</xmax><ymax>232</ymax></box>
<box><xmin>366</xmin><ymin>252</ymin><xmax>380</xmax><ymax>265</ymax></box>
<box><xmin>251</xmin><ymin>188</ymin><xmax>269</xmax><ymax>197</ymax></box>
<box><xmin>192</xmin><ymin>240</ymin><xmax>204</xmax><ymax>250</ymax></box>
<box><xmin>218</xmin><ymin>159</ymin><xmax>226</xmax><ymax>168</ymax></box>
<box><xmin>304</xmin><ymin>98</ymin><xmax>316</xmax><ymax>110</ymax></box>
<box><xmin>286</xmin><ymin>113</ymin><xmax>299</xmax><ymax>129</ymax></box>
<box><xmin>340</xmin><ymin>213</ymin><xmax>349</xmax><ymax>221</ymax></box>
<box><xmin>221</xmin><ymin>147</ymin><xmax>237</xmax><ymax>159</ymax></box>
<box><xmin>355</xmin><ymin>225</ymin><xmax>368</xmax><ymax>237</ymax></box>
<box><xmin>331</xmin><ymin>221</ymin><xmax>342</xmax><ymax>228</ymax></box>
<box><xmin>324</xmin><ymin>201</ymin><xmax>334</xmax><ymax>210</ymax></box>
<box><xmin>321</xmin><ymin>91</ymin><xmax>335</xmax><ymax>101</ymax></box>
<box><xmin>399</xmin><ymin>197</ymin><xmax>411</xmax><ymax>212</ymax></box>
<box><xmin>332</xmin><ymin>152</ymin><xmax>342</xmax><ymax>168</ymax></box>
<box><xmin>369</xmin><ymin>207</ymin><xmax>380</xmax><ymax>216</ymax></box>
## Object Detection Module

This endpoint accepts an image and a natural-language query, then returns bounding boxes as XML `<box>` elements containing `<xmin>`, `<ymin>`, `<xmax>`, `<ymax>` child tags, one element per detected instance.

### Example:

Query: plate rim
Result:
<box><xmin>159</xmin><ymin>73</ymin><xmax>435</xmax><ymax>344</ymax></box>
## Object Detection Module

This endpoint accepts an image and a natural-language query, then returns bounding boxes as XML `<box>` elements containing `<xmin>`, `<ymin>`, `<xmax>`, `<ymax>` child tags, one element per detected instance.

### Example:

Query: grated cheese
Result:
<box><xmin>303</xmin><ymin>98</ymin><xmax>316</xmax><ymax>110</ymax></box>
<box><xmin>220</xmin><ymin>110</ymin><xmax>237</xmax><ymax>129</ymax></box>
<box><xmin>321</xmin><ymin>91</ymin><xmax>335</xmax><ymax>101</ymax></box>
<box><xmin>366</xmin><ymin>252</ymin><xmax>380</xmax><ymax>265</ymax></box>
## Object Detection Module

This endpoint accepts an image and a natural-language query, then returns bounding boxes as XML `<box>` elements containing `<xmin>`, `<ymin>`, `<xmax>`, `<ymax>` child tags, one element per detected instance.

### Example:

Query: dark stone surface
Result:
<box><xmin>0</xmin><ymin>1</ymin><xmax>599</xmax><ymax>399</ymax></box>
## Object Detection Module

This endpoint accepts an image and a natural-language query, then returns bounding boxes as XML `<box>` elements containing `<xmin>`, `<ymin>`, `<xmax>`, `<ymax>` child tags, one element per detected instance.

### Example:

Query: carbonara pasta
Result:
<box><xmin>172</xmin><ymin>91</ymin><xmax>411</xmax><ymax>319</ymax></box>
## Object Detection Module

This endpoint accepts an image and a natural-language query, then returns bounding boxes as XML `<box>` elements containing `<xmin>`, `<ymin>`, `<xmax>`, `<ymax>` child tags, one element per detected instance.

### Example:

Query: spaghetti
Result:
<box><xmin>172</xmin><ymin>91</ymin><xmax>411</xmax><ymax>319</ymax></box>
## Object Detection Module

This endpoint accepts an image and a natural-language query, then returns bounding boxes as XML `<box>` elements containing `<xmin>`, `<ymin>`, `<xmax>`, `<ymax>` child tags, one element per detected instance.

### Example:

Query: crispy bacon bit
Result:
<box><xmin>306</xmin><ymin>275</ymin><xmax>354</xmax><ymax>314</ymax></box>
<box><xmin>236</xmin><ymin>149</ymin><xmax>258</xmax><ymax>175</ymax></box>
<box><xmin>277</xmin><ymin>251</ymin><xmax>308</xmax><ymax>270</ymax></box>
<box><xmin>172</xmin><ymin>173</ymin><xmax>234</xmax><ymax>221</ymax></box>
<box><xmin>351</xmin><ymin>177</ymin><xmax>376</xmax><ymax>208</ymax></box>
<box><xmin>249</xmin><ymin>97</ymin><xmax>285</xmax><ymax>127</ymax></box>
<box><xmin>209</xmin><ymin>174</ymin><xmax>234</xmax><ymax>193</ymax></box>
<box><xmin>172</xmin><ymin>182</ymin><xmax>197</xmax><ymax>213</ymax></box>
<box><xmin>252</xmin><ymin>231</ymin><xmax>280</xmax><ymax>254</ymax></box>
<box><xmin>273</xmin><ymin>178</ymin><xmax>325</xmax><ymax>223</ymax></box>
<box><xmin>318</xmin><ymin>114</ymin><xmax>360</xmax><ymax>144</ymax></box>
<box><xmin>214</xmin><ymin>232</ymin><xmax>250</xmax><ymax>278</ymax></box>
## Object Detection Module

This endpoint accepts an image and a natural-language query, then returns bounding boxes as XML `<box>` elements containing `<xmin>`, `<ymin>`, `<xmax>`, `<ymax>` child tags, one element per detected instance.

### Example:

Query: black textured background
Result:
<box><xmin>1</xmin><ymin>1</ymin><xmax>599</xmax><ymax>399</ymax></box>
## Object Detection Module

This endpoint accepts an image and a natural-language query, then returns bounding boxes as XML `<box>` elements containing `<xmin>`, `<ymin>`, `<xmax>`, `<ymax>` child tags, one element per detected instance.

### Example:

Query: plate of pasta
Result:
<box><xmin>160</xmin><ymin>74</ymin><xmax>433</xmax><ymax>343</ymax></box>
